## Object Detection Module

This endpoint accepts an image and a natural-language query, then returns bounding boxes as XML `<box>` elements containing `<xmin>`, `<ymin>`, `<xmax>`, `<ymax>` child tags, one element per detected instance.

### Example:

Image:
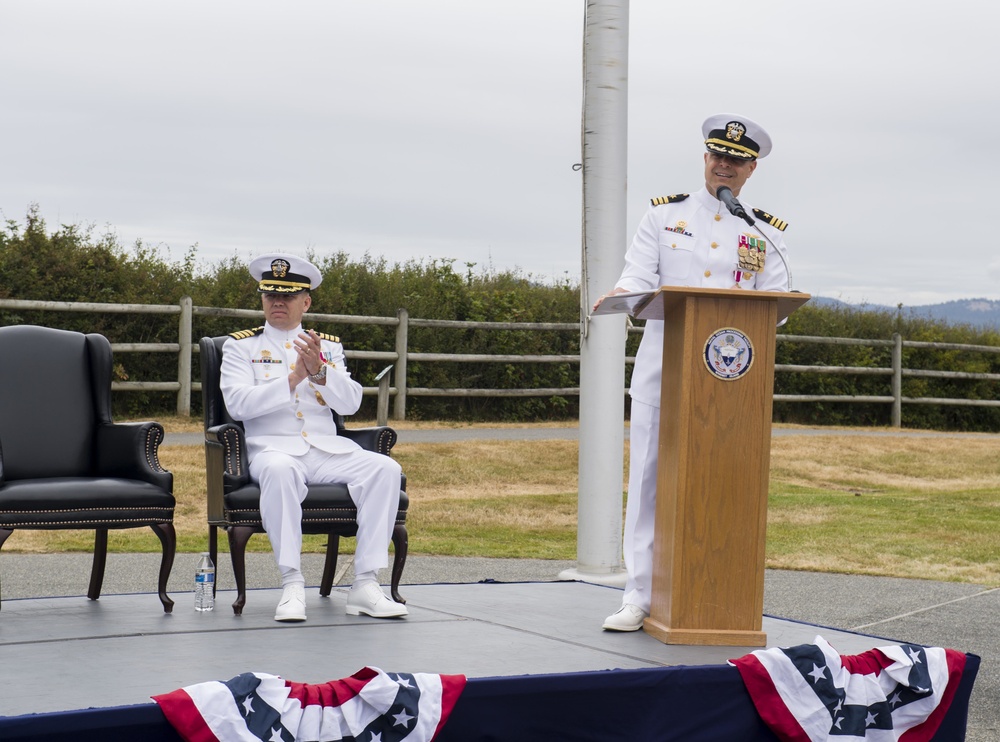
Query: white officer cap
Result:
<box><xmin>249</xmin><ymin>253</ymin><xmax>323</xmax><ymax>294</ymax></box>
<box><xmin>702</xmin><ymin>113</ymin><xmax>772</xmax><ymax>160</ymax></box>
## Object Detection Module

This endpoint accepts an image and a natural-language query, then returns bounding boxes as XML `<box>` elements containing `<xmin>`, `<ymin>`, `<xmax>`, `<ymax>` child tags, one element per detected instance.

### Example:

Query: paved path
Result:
<box><xmin>166</xmin><ymin>424</ymin><xmax>1000</xmax><ymax>447</ymax></box>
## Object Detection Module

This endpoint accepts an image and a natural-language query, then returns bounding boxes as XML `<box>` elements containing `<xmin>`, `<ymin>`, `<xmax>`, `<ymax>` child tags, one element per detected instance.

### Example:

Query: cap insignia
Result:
<box><xmin>270</xmin><ymin>259</ymin><xmax>290</xmax><ymax>278</ymax></box>
<box><xmin>726</xmin><ymin>121</ymin><xmax>746</xmax><ymax>142</ymax></box>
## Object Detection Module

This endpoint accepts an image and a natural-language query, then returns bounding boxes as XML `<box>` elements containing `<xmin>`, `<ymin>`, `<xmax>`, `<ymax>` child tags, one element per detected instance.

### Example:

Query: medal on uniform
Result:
<box><xmin>737</xmin><ymin>234</ymin><xmax>766</xmax><ymax>272</ymax></box>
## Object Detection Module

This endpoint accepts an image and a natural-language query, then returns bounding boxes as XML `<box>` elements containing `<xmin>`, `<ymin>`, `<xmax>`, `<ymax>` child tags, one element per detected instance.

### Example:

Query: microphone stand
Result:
<box><xmin>717</xmin><ymin>187</ymin><xmax>793</xmax><ymax>291</ymax></box>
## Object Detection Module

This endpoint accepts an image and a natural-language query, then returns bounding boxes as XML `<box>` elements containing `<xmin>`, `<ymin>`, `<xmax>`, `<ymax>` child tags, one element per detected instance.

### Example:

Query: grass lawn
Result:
<box><xmin>6</xmin><ymin>421</ymin><xmax>1000</xmax><ymax>586</ymax></box>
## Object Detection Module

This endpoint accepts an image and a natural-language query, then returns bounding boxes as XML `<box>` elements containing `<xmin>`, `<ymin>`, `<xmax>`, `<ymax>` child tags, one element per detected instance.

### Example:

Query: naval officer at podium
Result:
<box><xmin>593</xmin><ymin>114</ymin><xmax>792</xmax><ymax>631</ymax></box>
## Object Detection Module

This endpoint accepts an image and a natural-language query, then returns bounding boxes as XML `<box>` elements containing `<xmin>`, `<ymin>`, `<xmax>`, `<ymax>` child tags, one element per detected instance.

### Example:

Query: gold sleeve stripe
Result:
<box><xmin>751</xmin><ymin>208</ymin><xmax>789</xmax><ymax>231</ymax></box>
<box><xmin>650</xmin><ymin>193</ymin><xmax>690</xmax><ymax>206</ymax></box>
<box><xmin>228</xmin><ymin>326</ymin><xmax>265</xmax><ymax>340</ymax></box>
<box><xmin>315</xmin><ymin>332</ymin><xmax>341</xmax><ymax>342</ymax></box>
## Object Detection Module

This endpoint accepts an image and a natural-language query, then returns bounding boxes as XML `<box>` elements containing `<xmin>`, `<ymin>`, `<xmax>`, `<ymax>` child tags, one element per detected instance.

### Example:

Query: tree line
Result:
<box><xmin>3</xmin><ymin>204</ymin><xmax>999</xmax><ymax>430</ymax></box>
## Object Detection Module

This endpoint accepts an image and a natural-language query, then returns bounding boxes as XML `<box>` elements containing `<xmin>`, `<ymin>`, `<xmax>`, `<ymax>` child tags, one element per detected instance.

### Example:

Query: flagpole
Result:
<box><xmin>560</xmin><ymin>0</ymin><xmax>629</xmax><ymax>587</ymax></box>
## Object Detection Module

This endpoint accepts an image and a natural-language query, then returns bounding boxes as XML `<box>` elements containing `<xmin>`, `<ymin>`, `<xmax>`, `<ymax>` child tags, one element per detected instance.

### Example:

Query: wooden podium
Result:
<box><xmin>632</xmin><ymin>286</ymin><xmax>810</xmax><ymax>646</ymax></box>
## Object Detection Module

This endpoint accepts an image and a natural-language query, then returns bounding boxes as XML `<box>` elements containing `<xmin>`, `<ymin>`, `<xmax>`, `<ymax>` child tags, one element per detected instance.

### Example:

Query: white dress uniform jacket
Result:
<box><xmin>611</xmin><ymin>186</ymin><xmax>791</xmax><ymax>615</ymax></box>
<box><xmin>616</xmin><ymin>186</ymin><xmax>790</xmax><ymax>408</ymax></box>
<box><xmin>220</xmin><ymin>323</ymin><xmax>363</xmax><ymax>459</ymax></box>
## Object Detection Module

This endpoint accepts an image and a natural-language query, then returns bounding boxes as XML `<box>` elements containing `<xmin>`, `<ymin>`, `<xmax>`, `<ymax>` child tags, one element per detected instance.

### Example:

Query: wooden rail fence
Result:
<box><xmin>2</xmin><ymin>297</ymin><xmax>998</xmax><ymax>427</ymax></box>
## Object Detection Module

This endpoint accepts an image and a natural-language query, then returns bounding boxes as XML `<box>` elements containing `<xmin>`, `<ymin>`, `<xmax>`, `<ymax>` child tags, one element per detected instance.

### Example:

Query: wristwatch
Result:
<box><xmin>308</xmin><ymin>364</ymin><xmax>328</xmax><ymax>383</ymax></box>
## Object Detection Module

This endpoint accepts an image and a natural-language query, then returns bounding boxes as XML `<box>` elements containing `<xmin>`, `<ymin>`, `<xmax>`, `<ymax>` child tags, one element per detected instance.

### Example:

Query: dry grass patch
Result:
<box><xmin>770</xmin><ymin>435</ymin><xmax>1000</xmax><ymax>493</ymax></box>
<box><xmin>160</xmin><ymin>444</ymin><xmax>211</xmax><ymax>539</ymax></box>
<box><xmin>392</xmin><ymin>440</ymin><xmax>579</xmax><ymax>500</ymax></box>
<box><xmin>128</xmin><ymin>415</ymin><xmax>204</xmax><ymax>434</ymax></box>
<box><xmin>406</xmin><ymin>494</ymin><xmax>578</xmax><ymax>558</ymax></box>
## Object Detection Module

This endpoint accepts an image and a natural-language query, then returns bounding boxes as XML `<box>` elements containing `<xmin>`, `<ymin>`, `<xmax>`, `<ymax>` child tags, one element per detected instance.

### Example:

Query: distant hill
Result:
<box><xmin>810</xmin><ymin>297</ymin><xmax>1000</xmax><ymax>330</ymax></box>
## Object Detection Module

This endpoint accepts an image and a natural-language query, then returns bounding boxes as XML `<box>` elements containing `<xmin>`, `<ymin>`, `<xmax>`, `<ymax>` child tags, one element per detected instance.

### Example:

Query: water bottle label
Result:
<box><xmin>196</xmin><ymin>573</ymin><xmax>215</xmax><ymax>584</ymax></box>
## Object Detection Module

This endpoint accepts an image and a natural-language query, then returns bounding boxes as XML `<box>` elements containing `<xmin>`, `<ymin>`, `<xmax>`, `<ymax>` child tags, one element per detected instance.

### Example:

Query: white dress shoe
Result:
<box><xmin>274</xmin><ymin>584</ymin><xmax>307</xmax><ymax>622</ymax></box>
<box><xmin>602</xmin><ymin>603</ymin><xmax>647</xmax><ymax>632</ymax></box>
<box><xmin>346</xmin><ymin>582</ymin><xmax>408</xmax><ymax>618</ymax></box>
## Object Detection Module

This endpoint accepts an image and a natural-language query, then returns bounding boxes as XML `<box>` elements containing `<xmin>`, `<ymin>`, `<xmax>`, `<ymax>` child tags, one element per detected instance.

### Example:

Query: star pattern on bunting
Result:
<box><xmin>394</xmin><ymin>708</ymin><xmax>415</xmax><ymax>728</ymax></box>
<box><xmin>807</xmin><ymin>663</ymin><xmax>827</xmax><ymax>683</ymax></box>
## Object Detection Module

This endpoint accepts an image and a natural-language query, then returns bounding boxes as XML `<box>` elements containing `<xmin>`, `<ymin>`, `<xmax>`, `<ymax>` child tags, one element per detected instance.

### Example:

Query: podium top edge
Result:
<box><xmin>650</xmin><ymin>286</ymin><xmax>811</xmax><ymax>301</ymax></box>
<box><xmin>634</xmin><ymin>287</ymin><xmax>811</xmax><ymax>322</ymax></box>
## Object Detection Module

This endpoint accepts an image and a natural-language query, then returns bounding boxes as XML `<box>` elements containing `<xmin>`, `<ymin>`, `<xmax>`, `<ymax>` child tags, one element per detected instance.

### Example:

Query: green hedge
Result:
<box><xmin>775</xmin><ymin>303</ymin><xmax>1000</xmax><ymax>430</ymax></box>
<box><xmin>3</xmin><ymin>205</ymin><xmax>999</xmax><ymax>429</ymax></box>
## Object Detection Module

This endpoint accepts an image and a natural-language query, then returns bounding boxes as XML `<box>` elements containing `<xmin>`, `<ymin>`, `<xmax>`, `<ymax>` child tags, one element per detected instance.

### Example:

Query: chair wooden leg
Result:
<box><xmin>0</xmin><ymin>528</ymin><xmax>13</xmax><ymax>611</ymax></box>
<box><xmin>227</xmin><ymin>526</ymin><xmax>255</xmax><ymax>616</ymax></box>
<box><xmin>209</xmin><ymin>525</ymin><xmax>219</xmax><ymax>598</ymax></box>
<box><xmin>150</xmin><ymin>522</ymin><xmax>176</xmax><ymax>613</ymax></box>
<box><xmin>88</xmin><ymin>528</ymin><xmax>109</xmax><ymax>601</ymax></box>
<box><xmin>390</xmin><ymin>523</ymin><xmax>408</xmax><ymax>605</ymax></box>
<box><xmin>320</xmin><ymin>534</ymin><xmax>341</xmax><ymax>597</ymax></box>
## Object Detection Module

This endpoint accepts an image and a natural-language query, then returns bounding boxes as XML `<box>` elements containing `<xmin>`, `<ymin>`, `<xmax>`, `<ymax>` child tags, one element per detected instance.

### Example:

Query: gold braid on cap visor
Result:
<box><xmin>705</xmin><ymin>138</ymin><xmax>758</xmax><ymax>158</ymax></box>
<box><xmin>258</xmin><ymin>279</ymin><xmax>310</xmax><ymax>292</ymax></box>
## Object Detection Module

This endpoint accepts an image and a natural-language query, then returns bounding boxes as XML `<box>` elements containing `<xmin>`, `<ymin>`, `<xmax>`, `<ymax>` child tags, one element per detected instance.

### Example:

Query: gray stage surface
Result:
<box><xmin>0</xmin><ymin>579</ymin><xmax>929</xmax><ymax>718</ymax></box>
<box><xmin>0</xmin><ymin>553</ymin><xmax>995</xmax><ymax>739</ymax></box>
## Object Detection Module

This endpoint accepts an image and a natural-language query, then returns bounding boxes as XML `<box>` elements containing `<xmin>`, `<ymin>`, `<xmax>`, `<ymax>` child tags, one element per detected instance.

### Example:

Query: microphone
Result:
<box><xmin>716</xmin><ymin>186</ymin><xmax>754</xmax><ymax>226</ymax></box>
<box><xmin>717</xmin><ymin>186</ymin><xmax>795</xmax><ymax>291</ymax></box>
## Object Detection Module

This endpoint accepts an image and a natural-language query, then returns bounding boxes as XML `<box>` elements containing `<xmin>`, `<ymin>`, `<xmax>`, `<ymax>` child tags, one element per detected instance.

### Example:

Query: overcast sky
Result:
<box><xmin>2</xmin><ymin>1</ymin><xmax>995</xmax><ymax>307</ymax></box>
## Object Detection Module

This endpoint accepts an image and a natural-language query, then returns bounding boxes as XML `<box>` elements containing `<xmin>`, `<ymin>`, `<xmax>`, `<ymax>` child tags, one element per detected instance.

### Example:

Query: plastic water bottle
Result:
<box><xmin>194</xmin><ymin>552</ymin><xmax>215</xmax><ymax>612</ymax></box>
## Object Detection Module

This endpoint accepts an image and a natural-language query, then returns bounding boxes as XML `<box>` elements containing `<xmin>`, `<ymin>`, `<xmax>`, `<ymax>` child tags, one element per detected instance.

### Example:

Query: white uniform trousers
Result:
<box><xmin>622</xmin><ymin>399</ymin><xmax>660</xmax><ymax>613</ymax></box>
<box><xmin>248</xmin><ymin>446</ymin><xmax>402</xmax><ymax>577</ymax></box>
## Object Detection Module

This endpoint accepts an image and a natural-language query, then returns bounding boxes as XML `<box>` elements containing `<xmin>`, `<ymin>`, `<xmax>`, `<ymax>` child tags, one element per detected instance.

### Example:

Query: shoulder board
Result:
<box><xmin>752</xmin><ymin>208</ymin><xmax>789</xmax><ymax>231</ymax></box>
<box><xmin>650</xmin><ymin>194</ymin><xmax>689</xmax><ymax>207</ymax></box>
<box><xmin>228</xmin><ymin>327</ymin><xmax>265</xmax><ymax>340</ymax></box>
<box><xmin>314</xmin><ymin>332</ymin><xmax>340</xmax><ymax>343</ymax></box>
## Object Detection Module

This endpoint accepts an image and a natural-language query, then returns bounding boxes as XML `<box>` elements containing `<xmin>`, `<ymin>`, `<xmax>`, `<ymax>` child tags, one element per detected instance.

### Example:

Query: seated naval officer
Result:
<box><xmin>220</xmin><ymin>253</ymin><xmax>407</xmax><ymax>622</ymax></box>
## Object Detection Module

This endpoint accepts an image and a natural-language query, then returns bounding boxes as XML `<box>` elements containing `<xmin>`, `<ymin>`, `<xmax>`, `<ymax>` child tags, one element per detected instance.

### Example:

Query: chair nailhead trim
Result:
<box><xmin>3</xmin><ymin>507</ymin><xmax>173</xmax><ymax>514</ymax></box>
<box><xmin>4</xmin><ymin>518</ymin><xmax>173</xmax><ymax>527</ymax></box>
<box><xmin>222</xmin><ymin>429</ymin><xmax>244</xmax><ymax>476</ymax></box>
<box><xmin>145</xmin><ymin>426</ymin><xmax>167</xmax><ymax>473</ymax></box>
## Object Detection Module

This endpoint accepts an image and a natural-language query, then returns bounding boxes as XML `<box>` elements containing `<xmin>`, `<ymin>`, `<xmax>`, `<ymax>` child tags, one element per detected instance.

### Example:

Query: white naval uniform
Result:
<box><xmin>615</xmin><ymin>186</ymin><xmax>790</xmax><ymax>612</ymax></box>
<box><xmin>220</xmin><ymin>322</ymin><xmax>401</xmax><ymax>578</ymax></box>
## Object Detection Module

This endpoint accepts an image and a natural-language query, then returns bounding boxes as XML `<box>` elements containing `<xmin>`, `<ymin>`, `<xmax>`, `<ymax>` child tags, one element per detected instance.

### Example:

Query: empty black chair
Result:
<box><xmin>0</xmin><ymin>325</ymin><xmax>176</xmax><ymax>612</ymax></box>
<box><xmin>199</xmin><ymin>335</ymin><xmax>408</xmax><ymax>615</ymax></box>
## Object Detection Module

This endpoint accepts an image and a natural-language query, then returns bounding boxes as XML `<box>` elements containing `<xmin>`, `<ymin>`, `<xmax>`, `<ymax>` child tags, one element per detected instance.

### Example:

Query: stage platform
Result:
<box><xmin>0</xmin><ymin>578</ymin><xmax>981</xmax><ymax>740</ymax></box>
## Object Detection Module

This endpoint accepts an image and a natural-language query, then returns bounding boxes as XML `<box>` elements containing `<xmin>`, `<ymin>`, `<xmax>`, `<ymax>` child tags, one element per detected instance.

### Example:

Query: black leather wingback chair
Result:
<box><xmin>199</xmin><ymin>335</ymin><xmax>408</xmax><ymax>615</ymax></box>
<box><xmin>0</xmin><ymin>325</ymin><xmax>176</xmax><ymax>612</ymax></box>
